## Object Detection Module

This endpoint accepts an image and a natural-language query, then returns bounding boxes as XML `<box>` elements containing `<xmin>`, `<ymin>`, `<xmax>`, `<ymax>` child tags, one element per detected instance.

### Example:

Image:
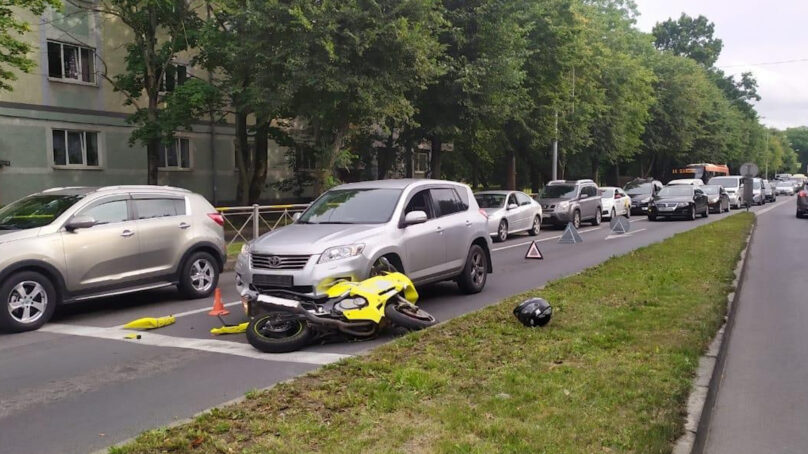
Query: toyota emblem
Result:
<box><xmin>267</xmin><ymin>256</ymin><xmax>282</xmax><ymax>268</ymax></box>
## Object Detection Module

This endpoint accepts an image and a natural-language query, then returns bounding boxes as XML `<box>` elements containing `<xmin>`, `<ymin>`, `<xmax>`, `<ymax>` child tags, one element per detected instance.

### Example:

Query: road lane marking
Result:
<box><xmin>39</xmin><ymin>324</ymin><xmax>350</xmax><ymax>365</ymax></box>
<box><xmin>605</xmin><ymin>228</ymin><xmax>647</xmax><ymax>240</ymax></box>
<box><xmin>492</xmin><ymin>227</ymin><xmax>602</xmax><ymax>252</ymax></box>
<box><xmin>756</xmin><ymin>198</ymin><xmax>791</xmax><ymax>215</ymax></box>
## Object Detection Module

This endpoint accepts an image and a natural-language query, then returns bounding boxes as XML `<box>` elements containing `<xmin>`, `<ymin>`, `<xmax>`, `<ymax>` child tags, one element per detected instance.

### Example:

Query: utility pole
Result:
<box><xmin>552</xmin><ymin>110</ymin><xmax>558</xmax><ymax>181</ymax></box>
<box><xmin>765</xmin><ymin>129</ymin><xmax>770</xmax><ymax>179</ymax></box>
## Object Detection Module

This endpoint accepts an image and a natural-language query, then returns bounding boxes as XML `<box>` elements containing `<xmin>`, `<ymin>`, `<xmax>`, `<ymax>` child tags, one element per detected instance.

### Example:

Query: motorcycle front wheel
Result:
<box><xmin>247</xmin><ymin>311</ymin><xmax>313</xmax><ymax>353</ymax></box>
<box><xmin>384</xmin><ymin>299</ymin><xmax>438</xmax><ymax>331</ymax></box>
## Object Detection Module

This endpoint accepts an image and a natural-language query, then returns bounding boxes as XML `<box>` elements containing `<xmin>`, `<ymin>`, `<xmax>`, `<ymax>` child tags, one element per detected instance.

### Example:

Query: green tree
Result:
<box><xmin>785</xmin><ymin>126</ymin><xmax>808</xmax><ymax>170</ymax></box>
<box><xmin>0</xmin><ymin>0</ymin><xmax>61</xmax><ymax>91</ymax></box>
<box><xmin>652</xmin><ymin>13</ymin><xmax>723</xmax><ymax>67</ymax></box>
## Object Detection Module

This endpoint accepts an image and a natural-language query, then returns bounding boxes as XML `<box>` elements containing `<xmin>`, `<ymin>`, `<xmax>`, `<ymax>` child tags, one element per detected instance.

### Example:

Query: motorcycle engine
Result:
<box><xmin>334</xmin><ymin>297</ymin><xmax>368</xmax><ymax>313</ymax></box>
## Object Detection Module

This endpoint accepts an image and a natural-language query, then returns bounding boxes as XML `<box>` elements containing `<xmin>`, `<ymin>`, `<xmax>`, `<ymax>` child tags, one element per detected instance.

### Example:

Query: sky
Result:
<box><xmin>632</xmin><ymin>0</ymin><xmax>808</xmax><ymax>130</ymax></box>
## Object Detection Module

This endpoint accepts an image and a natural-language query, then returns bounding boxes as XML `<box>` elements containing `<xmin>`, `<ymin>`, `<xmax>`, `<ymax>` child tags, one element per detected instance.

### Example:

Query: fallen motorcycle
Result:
<box><xmin>242</xmin><ymin>272</ymin><xmax>437</xmax><ymax>353</ymax></box>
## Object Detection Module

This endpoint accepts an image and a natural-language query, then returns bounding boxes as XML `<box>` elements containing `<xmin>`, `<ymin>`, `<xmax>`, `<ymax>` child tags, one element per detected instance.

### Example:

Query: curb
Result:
<box><xmin>672</xmin><ymin>216</ymin><xmax>757</xmax><ymax>454</ymax></box>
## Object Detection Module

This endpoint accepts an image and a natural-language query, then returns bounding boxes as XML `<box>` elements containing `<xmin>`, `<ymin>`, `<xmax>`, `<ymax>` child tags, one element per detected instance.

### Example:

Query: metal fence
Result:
<box><xmin>217</xmin><ymin>204</ymin><xmax>309</xmax><ymax>248</ymax></box>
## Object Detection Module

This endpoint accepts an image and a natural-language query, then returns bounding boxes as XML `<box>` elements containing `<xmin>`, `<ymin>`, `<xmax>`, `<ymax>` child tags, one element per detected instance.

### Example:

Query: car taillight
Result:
<box><xmin>800</xmin><ymin>191</ymin><xmax>808</xmax><ymax>198</ymax></box>
<box><xmin>208</xmin><ymin>213</ymin><xmax>224</xmax><ymax>226</ymax></box>
<box><xmin>479</xmin><ymin>208</ymin><xmax>488</xmax><ymax>219</ymax></box>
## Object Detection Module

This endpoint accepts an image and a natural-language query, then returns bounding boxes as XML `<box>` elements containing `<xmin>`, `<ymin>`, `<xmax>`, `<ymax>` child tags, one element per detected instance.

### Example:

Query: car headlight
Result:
<box><xmin>240</xmin><ymin>243</ymin><xmax>250</xmax><ymax>255</ymax></box>
<box><xmin>678</xmin><ymin>202</ymin><xmax>690</xmax><ymax>207</ymax></box>
<box><xmin>556</xmin><ymin>201</ymin><xmax>570</xmax><ymax>211</ymax></box>
<box><xmin>642</xmin><ymin>197</ymin><xmax>651</xmax><ymax>204</ymax></box>
<box><xmin>318</xmin><ymin>244</ymin><xmax>365</xmax><ymax>264</ymax></box>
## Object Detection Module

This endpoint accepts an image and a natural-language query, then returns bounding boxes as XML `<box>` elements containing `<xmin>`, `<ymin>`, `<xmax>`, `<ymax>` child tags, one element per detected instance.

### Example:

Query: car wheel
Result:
<box><xmin>797</xmin><ymin>211</ymin><xmax>804</xmax><ymax>219</ymax></box>
<box><xmin>572</xmin><ymin>210</ymin><xmax>581</xmax><ymax>229</ymax></box>
<box><xmin>702</xmin><ymin>206</ymin><xmax>709</xmax><ymax>218</ymax></box>
<box><xmin>591</xmin><ymin>209</ymin><xmax>602</xmax><ymax>226</ymax></box>
<box><xmin>0</xmin><ymin>271</ymin><xmax>57</xmax><ymax>333</ymax></box>
<box><xmin>370</xmin><ymin>256</ymin><xmax>399</xmax><ymax>277</ymax></box>
<box><xmin>528</xmin><ymin>216</ymin><xmax>541</xmax><ymax>236</ymax></box>
<box><xmin>178</xmin><ymin>251</ymin><xmax>220</xmax><ymax>299</ymax></box>
<box><xmin>648</xmin><ymin>214</ymin><xmax>657</xmax><ymax>222</ymax></box>
<box><xmin>689</xmin><ymin>206</ymin><xmax>696</xmax><ymax>221</ymax></box>
<box><xmin>610</xmin><ymin>208</ymin><xmax>616</xmax><ymax>220</ymax></box>
<box><xmin>457</xmin><ymin>244</ymin><xmax>487</xmax><ymax>294</ymax></box>
<box><xmin>496</xmin><ymin>220</ymin><xmax>508</xmax><ymax>243</ymax></box>
<box><xmin>625</xmin><ymin>207</ymin><xmax>631</xmax><ymax>218</ymax></box>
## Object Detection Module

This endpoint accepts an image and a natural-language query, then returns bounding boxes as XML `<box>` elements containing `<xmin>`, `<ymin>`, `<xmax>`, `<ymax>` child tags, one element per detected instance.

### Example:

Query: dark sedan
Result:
<box><xmin>702</xmin><ymin>184</ymin><xmax>730</xmax><ymax>213</ymax></box>
<box><xmin>648</xmin><ymin>185</ymin><xmax>709</xmax><ymax>221</ymax></box>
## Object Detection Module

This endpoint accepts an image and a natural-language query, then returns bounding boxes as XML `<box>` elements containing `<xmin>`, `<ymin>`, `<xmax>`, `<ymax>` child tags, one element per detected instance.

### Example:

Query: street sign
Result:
<box><xmin>525</xmin><ymin>241</ymin><xmax>543</xmax><ymax>260</ymax></box>
<box><xmin>740</xmin><ymin>162</ymin><xmax>759</xmax><ymax>177</ymax></box>
<box><xmin>559</xmin><ymin>223</ymin><xmax>583</xmax><ymax>244</ymax></box>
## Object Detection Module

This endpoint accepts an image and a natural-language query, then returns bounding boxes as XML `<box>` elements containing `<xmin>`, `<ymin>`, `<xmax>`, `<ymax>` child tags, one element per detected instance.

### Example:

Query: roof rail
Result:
<box><xmin>41</xmin><ymin>186</ymin><xmax>89</xmax><ymax>193</ymax></box>
<box><xmin>96</xmin><ymin>185</ymin><xmax>191</xmax><ymax>193</ymax></box>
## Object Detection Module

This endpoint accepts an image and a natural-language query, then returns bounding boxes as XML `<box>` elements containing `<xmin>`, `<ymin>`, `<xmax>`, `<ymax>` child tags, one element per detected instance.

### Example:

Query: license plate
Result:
<box><xmin>658</xmin><ymin>206</ymin><xmax>675</xmax><ymax>212</ymax></box>
<box><xmin>253</xmin><ymin>274</ymin><xmax>294</xmax><ymax>288</ymax></box>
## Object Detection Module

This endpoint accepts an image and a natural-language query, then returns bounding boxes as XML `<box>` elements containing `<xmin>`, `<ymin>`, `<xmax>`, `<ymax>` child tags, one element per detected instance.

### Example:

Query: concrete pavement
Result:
<box><xmin>703</xmin><ymin>199</ymin><xmax>808</xmax><ymax>454</ymax></box>
<box><xmin>0</xmin><ymin>201</ymin><xmax>784</xmax><ymax>454</ymax></box>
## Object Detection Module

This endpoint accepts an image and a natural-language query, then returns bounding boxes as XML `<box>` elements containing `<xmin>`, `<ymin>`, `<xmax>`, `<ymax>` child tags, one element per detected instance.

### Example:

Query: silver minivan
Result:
<box><xmin>0</xmin><ymin>186</ymin><xmax>225</xmax><ymax>332</ymax></box>
<box><xmin>707</xmin><ymin>176</ymin><xmax>745</xmax><ymax>209</ymax></box>
<box><xmin>236</xmin><ymin>179</ymin><xmax>493</xmax><ymax>296</ymax></box>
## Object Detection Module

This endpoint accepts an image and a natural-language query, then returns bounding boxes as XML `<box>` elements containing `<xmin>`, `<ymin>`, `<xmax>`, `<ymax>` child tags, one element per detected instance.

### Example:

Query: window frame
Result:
<box><xmin>74</xmin><ymin>197</ymin><xmax>133</xmax><ymax>227</ymax></box>
<box><xmin>158</xmin><ymin>137</ymin><xmax>193</xmax><ymax>171</ymax></box>
<box><xmin>158</xmin><ymin>63</ymin><xmax>189</xmax><ymax>94</ymax></box>
<box><xmin>429</xmin><ymin>187</ymin><xmax>464</xmax><ymax>218</ymax></box>
<box><xmin>131</xmin><ymin>196</ymin><xmax>188</xmax><ymax>220</ymax></box>
<box><xmin>51</xmin><ymin>128</ymin><xmax>102</xmax><ymax>170</ymax></box>
<box><xmin>46</xmin><ymin>40</ymin><xmax>97</xmax><ymax>86</ymax></box>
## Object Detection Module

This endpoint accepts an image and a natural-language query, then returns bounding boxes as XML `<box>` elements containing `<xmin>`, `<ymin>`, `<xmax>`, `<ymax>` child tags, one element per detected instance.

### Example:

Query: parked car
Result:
<box><xmin>775</xmin><ymin>173</ymin><xmax>792</xmax><ymax>181</ymax></box>
<box><xmin>624</xmin><ymin>178</ymin><xmax>663</xmax><ymax>215</ymax></box>
<box><xmin>776</xmin><ymin>180</ymin><xmax>795</xmax><ymax>196</ymax></box>
<box><xmin>791</xmin><ymin>178</ymin><xmax>803</xmax><ymax>193</ymax></box>
<box><xmin>702</xmin><ymin>185</ymin><xmax>730</xmax><ymax>213</ymax></box>
<box><xmin>598</xmin><ymin>187</ymin><xmax>631</xmax><ymax>219</ymax></box>
<box><xmin>708</xmin><ymin>176</ymin><xmax>745</xmax><ymax>209</ymax></box>
<box><xmin>752</xmin><ymin>178</ymin><xmax>764</xmax><ymax>205</ymax></box>
<box><xmin>0</xmin><ymin>186</ymin><xmax>226</xmax><ymax>332</ymax></box>
<box><xmin>797</xmin><ymin>184</ymin><xmax>808</xmax><ymax>218</ymax></box>
<box><xmin>667</xmin><ymin>178</ymin><xmax>704</xmax><ymax>186</ymax></box>
<box><xmin>535</xmin><ymin>179</ymin><xmax>602</xmax><ymax>229</ymax></box>
<box><xmin>762</xmin><ymin>180</ymin><xmax>777</xmax><ymax>203</ymax></box>
<box><xmin>648</xmin><ymin>185</ymin><xmax>709</xmax><ymax>221</ymax></box>
<box><xmin>236</xmin><ymin>179</ymin><xmax>493</xmax><ymax>297</ymax></box>
<box><xmin>475</xmin><ymin>191</ymin><xmax>542</xmax><ymax>242</ymax></box>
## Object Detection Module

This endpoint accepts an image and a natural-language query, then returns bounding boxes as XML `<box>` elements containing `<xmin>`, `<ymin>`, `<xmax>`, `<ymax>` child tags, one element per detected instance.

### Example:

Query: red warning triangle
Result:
<box><xmin>525</xmin><ymin>241</ymin><xmax>543</xmax><ymax>260</ymax></box>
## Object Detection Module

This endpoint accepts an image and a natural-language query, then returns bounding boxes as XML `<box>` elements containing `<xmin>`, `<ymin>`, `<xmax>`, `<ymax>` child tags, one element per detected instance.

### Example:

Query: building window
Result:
<box><xmin>159</xmin><ymin>138</ymin><xmax>191</xmax><ymax>170</ymax></box>
<box><xmin>414</xmin><ymin>152</ymin><xmax>429</xmax><ymax>173</ymax></box>
<box><xmin>52</xmin><ymin>130</ymin><xmax>100</xmax><ymax>168</ymax></box>
<box><xmin>47</xmin><ymin>41</ymin><xmax>95</xmax><ymax>83</ymax></box>
<box><xmin>159</xmin><ymin>64</ymin><xmax>188</xmax><ymax>93</ymax></box>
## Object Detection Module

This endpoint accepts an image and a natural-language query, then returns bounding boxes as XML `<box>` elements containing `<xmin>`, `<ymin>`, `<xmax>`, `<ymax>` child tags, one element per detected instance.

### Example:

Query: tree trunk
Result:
<box><xmin>248</xmin><ymin>119</ymin><xmax>270</xmax><ymax>204</ymax></box>
<box><xmin>430</xmin><ymin>136</ymin><xmax>441</xmax><ymax>179</ymax></box>
<box><xmin>530</xmin><ymin>161</ymin><xmax>541</xmax><ymax>194</ymax></box>
<box><xmin>147</xmin><ymin>138</ymin><xmax>160</xmax><ymax>185</ymax></box>
<box><xmin>506</xmin><ymin>149</ymin><xmax>516</xmax><ymax>190</ymax></box>
<box><xmin>314</xmin><ymin>126</ymin><xmax>348</xmax><ymax>195</ymax></box>
<box><xmin>234</xmin><ymin>110</ymin><xmax>251</xmax><ymax>205</ymax></box>
<box><xmin>377</xmin><ymin>131</ymin><xmax>396</xmax><ymax>180</ymax></box>
<box><xmin>403</xmin><ymin>146</ymin><xmax>413</xmax><ymax>178</ymax></box>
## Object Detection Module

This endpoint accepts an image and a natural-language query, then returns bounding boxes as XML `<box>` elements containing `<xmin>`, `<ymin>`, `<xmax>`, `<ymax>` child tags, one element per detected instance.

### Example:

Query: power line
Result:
<box><xmin>719</xmin><ymin>58</ymin><xmax>808</xmax><ymax>69</ymax></box>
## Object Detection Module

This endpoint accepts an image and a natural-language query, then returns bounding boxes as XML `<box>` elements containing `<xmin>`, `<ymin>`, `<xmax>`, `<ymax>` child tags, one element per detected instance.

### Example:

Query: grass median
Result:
<box><xmin>114</xmin><ymin>213</ymin><xmax>754</xmax><ymax>454</ymax></box>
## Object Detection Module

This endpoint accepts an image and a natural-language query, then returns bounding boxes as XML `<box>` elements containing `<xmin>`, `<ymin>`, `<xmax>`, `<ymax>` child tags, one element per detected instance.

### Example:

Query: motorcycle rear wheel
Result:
<box><xmin>247</xmin><ymin>311</ymin><xmax>313</xmax><ymax>353</ymax></box>
<box><xmin>384</xmin><ymin>299</ymin><xmax>438</xmax><ymax>331</ymax></box>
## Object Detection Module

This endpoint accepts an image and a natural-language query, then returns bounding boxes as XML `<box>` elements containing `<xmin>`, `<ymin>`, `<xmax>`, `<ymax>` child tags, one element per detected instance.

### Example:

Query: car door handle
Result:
<box><xmin>179</xmin><ymin>222</ymin><xmax>191</xmax><ymax>230</ymax></box>
<box><xmin>465</xmin><ymin>220</ymin><xmax>472</xmax><ymax>227</ymax></box>
<box><xmin>436</xmin><ymin>226</ymin><xmax>444</xmax><ymax>234</ymax></box>
<box><xmin>121</xmin><ymin>230</ymin><xmax>135</xmax><ymax>238</ymax></box>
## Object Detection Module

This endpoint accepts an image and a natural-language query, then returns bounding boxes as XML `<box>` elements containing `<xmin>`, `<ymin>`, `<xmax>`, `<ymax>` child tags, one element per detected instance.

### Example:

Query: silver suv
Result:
<box><xmin>0</xmin><ymin>186</ymin><xmax>225</xmax><ymax>332</ymax></box>
<box><xmin>536</xmin><ymin>179</ymin><xmax>602</xmax><ymax>229</ymax></box>
<box><xmin>236</xmin><ymin>179</ymin><xmax>493</xmax><ymax>296</ymax></box>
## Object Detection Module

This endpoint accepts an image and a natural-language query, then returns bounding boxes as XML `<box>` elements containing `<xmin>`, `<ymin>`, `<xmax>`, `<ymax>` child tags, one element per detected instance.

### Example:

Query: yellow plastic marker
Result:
<box><xmin>123</xmin><ymin>333</ymin><xmax>142</xmax><ymax>340</ymax></box>
<box><xmin>122</xmin><ymin>315</ymin><xmax>176</xmax><ymax>330</ymax></box>
<box><xmin>210</xmin><ymin>322</ymin><xmax>248</xmax><ymax>335</ymax></box>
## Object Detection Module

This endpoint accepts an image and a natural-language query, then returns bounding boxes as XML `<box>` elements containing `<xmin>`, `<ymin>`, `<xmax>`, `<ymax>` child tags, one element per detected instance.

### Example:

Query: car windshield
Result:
<box><xmin>753</xmin><ymin>181</ymin><xmax>761</xmax><ymax>189</ymax></box>
<box><xmin>708</xmin><ymin>177</ymin><xmax>738</xmax><ymax>189</ymax></box>
<box><xmin>0</xmin><ymin>194</ymin><xmax>84</xmax><ymax>230</ymax></box>
<box><xmin>475</xmin><ymin>194</ymin><xmax>506</xmax><ymax>209</ymax></box>
<box><xmin>540</xmin><ymin>184</ymin><xmax>577</xmax><ymax>199</ymax></box>
<box><xmin>599</xmin><ymin>189</ymin><xmax>615</xmax><ymax>198</ymax></box>
<box><xmin>657</xmin><ymin>186</ymin><xmax>692</xmax><ymax>197</ymax></box>
<box><xmin>702</xmin><ymin>186</ymin><xmax>720</xmax><ymax>195</ymax></box>
<box><xmin>297</xmin><ymin>188</ymin><xmax>402</xmax><ymax>224</ymax></box>
<box><xmin>624</xmin><ymin>182</ymin><xmax>653</xmax><ymax>195</ymax></box>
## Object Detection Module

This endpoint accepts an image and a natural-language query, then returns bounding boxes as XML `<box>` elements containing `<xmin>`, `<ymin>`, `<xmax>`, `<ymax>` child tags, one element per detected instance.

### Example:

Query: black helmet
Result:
<box><xmin>513</xmin><ymin>298</ymin><xmax>552</xmax><ymax>327</ymax></box>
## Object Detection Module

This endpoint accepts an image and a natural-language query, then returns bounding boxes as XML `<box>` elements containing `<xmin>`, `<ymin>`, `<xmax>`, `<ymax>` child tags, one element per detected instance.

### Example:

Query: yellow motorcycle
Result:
<box><xmin>242</xmin><ymin>272</ymin><xmax>437</xmax><ymax>353</ymax></box>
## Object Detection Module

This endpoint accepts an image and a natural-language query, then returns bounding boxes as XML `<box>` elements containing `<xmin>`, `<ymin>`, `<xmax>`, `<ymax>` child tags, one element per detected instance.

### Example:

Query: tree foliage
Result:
<box><xmin>0</xmin><ymin>0</ymin><xmax>61</xmax><ymax>91</ymax></box>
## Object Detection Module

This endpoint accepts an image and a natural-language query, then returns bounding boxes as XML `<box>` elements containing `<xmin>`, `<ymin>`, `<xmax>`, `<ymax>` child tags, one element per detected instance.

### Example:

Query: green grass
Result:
<box><xmin>112</xmin><ymin>213</ymin><xmax>754</xmax><ymax>454</ymax></box>
<box><xmin>226</xmin><ymin>242</ymin><xmax>244</xmax><ymax>261</ymax></box>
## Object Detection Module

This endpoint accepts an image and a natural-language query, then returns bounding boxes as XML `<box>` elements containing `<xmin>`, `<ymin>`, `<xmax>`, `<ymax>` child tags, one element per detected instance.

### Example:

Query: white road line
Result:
<box><xmin>756</xmin><ymin>199</ymin><xmax>791</xmax><ymax>215</ymax></box>
<box><xmin>492</xmin><ymin>227</ymin><xmax>601</xmax><ymax>252</ymax></box>
<box><xmin>168</xmin><ymin>300</ymin><xmax>242</xmax><ymax>319</ymax></box>
<box><xmin>605</xmin><ymin>228</ymin><xmax>647</xmax><ymax>240</ymax></box>
<box><xmin>40</xmin><ymin>323</ymin><xmax>350</xmax><ymax>365</ymax></box>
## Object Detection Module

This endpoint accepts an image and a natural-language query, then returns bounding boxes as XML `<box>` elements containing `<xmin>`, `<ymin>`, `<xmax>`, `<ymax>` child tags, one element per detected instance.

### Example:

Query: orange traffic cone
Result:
<box><xmin>208</xmin><ymin>289</ymin><xmax>230</xmax><ymax>316</ymax></box>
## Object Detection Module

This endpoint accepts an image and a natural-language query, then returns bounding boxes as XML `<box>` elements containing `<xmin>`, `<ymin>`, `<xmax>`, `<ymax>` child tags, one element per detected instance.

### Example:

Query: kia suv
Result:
<box><xmin>0</xmin><ymin>186</ymin><xmax>225</xmax><ymax>332</ymax></box>
<box><xmin>236</xmin><ymin>179</ymin><xmax>493</xmax><ymax>296</ymax></box>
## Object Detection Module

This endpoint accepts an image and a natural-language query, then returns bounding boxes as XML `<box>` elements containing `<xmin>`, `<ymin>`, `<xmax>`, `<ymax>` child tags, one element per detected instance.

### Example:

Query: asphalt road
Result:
<box><xmin>704</xmin><ymin>198</ymin><xmax>808</xmax><ymax>454</ymax></box>
<box><xmin>0</xmin><ymin>200</ymin><xmax>788</xmax><ymax>454</ymax></box>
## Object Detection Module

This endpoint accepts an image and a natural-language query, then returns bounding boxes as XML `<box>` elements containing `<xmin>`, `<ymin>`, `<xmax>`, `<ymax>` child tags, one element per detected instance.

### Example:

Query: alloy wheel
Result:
<box><xmin>470</xmin><ymin>251</ymin><xmax>486</xmax><ymax>287</ymax></box>
<box><xmin>190</xmin><ymin>259</ymin><xmax>215</xmax><ymax>293</ymax></box>
<box><xmin>498</xmin><ymin>221</ymin><xmax>508</xmax><ymax>242</ymax></box>
<box><xmin>8</xmin><ymin>281</ymin><xmax>48</xmax><ymax>325</ymax></box>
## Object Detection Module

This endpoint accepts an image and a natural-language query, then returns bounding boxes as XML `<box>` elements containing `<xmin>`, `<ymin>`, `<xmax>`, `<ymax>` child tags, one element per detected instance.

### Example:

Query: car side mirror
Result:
<box><xmin>292</xmin><ymin>212</ymin><xmax>302</xmax><ymax>222</ymax></box>
<box><xmin>403</xmin><ymin>210</ymin><xmax>428</xmax><ymax>226</ymax></box>
<box><xmin>65</xmin><ymin>215</ymin><xmax>97</xmax><ymax>231</ymax></box>
<box><xmin>507</xmin><ymin>203</ymin><xmax>518</xmax><ymax>210</ymax></box>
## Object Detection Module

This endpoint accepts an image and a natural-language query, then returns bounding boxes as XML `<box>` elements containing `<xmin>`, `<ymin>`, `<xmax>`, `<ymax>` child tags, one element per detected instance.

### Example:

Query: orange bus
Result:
<box><xmin>670</xmin><ymin>163</ymin><xmax>730</xmax><ymax>184</ymax></box>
